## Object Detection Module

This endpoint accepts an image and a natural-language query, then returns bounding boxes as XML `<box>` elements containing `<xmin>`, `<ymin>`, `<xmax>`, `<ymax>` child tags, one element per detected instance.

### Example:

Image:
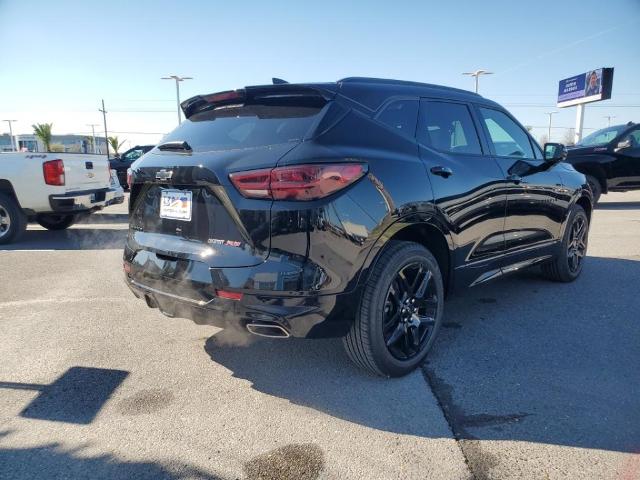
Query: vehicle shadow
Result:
<box><xmin>204</xmin><ymin>256</ymin><xmax>640</xmax><ymax>453</ymax></box>
<box><xmin>75</xmin><ymin>213</ymin><xmax>129</xmax><ymax>224</ymax></box>
<box><xmin>596</xmin><ymin>201</ymin><xmax>640</xmax><ymax>210</ymax></box>
<box><xmin>2</xmin><ymin>227</ymin><xmax>127</xmax><ymax>251</ymax></box>
<box><xmin>0</xmin><ymin>430</ymin><xmax>222</xmax><ymax>480</ymax></box>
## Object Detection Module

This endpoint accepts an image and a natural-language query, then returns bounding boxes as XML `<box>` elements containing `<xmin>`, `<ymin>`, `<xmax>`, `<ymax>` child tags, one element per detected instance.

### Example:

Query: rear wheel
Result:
<box><xmin>36</xmin><ymin>213</ymin><xmax>77</xmax><ymax>230</ymax></box>
<box><xmin>586</xmin><ymin>175</ymin><xmax>602</xmax><ymax>204</ymax></box>
<box><xmin>343</xmin><ymin>241</ymin><xmax>444</xmax><ymax>377</ymax></box>
<box><xmin>0</xmin><ymin>192</ymin><xmax>27</xmax><ymax>245</ymax></box>
<box><xmin>542</xmin><ymin>204</ymin><xmax>589</xmax><ymax>282</ymax></box>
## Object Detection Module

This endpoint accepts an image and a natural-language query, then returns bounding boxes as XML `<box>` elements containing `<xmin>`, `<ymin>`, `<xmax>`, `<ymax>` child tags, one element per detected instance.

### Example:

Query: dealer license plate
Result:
<box><xmin>160</xmin><ymin>189</ymin><xmax>192</xmax><ymax>221</ymax></box>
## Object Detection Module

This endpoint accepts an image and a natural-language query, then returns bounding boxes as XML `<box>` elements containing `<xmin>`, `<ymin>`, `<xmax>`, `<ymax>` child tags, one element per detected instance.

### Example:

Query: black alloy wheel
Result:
<box><xmin>383</xmin><ymin>262</ymin><xmax>439</xmax><ymax>360</ymax></box>
<box><xmin>567</xmin><ymin>214</ymin><xmax>588</xmax><ymax>274</ymax></box>
<box><xmin>541</xmin><ymin>204</ymin><xmax>589</xmax><ymax>282</ymax></box>
<box><xmin>344</xmin><ymin>241</ymin><xmax>444</xmax><ymax>377</ymax></box>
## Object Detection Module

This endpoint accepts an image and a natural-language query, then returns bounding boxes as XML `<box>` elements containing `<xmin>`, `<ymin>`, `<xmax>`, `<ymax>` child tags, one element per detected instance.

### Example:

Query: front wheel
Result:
<box><xmin>343</xmin><ymin>241</ymin><xmax>444</xmax><ymax>377</ymax></box>
<box><xmin>541</xmin><ymin>204</ymin><xmax>589</xmax><ymax>282</ymax></box>
<box><xmin>586</xmin><ymin>175</ymin><xmax>602</xmax><ymax>204</ymax></box>
<box><xmin>36</xmin><ymin>213</ymin><xmax>77</xmax><ymax>230</ymax></box>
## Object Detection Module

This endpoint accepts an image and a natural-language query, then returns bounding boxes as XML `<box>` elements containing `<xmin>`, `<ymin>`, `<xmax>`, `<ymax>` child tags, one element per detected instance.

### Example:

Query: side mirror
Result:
<box><xmin>544</xmin><ymin>142</ymin><xmax>567</xmax><ymax>163</ymax></box>
<box><xmin>615</xmin><ymin>139</ymin><xmax>632</xmax><ymax>151</ymax></box>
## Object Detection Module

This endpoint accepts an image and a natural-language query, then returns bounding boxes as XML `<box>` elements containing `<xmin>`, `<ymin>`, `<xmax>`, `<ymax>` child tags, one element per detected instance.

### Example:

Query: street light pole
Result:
<box><xmin>544</xmin><ymin>111</ymin><xmax>558</xmax><ymax>142</ymax></box>
<box><xmin>3</xmin><ymin>119</ymin><xmax>18</xmax><ymax>151</ymax></box>
<box><xmin>604</xmin><ymin>115</ymin><xmax>616</xmax><ymax>128</ymax></box>
<box><xmin>462</xmin><ymin>70</ymin><xmax>493</xmax><ymax>94</ymax></box>
<box><xmin>86</xmin><ymin>124</ymin><xmax>99</xmax><ymax>154</ymax></box>
<box><xmin>161</xmin><ymin>75</ymin><xmax>193</xmax><ymax>124</ymax></box>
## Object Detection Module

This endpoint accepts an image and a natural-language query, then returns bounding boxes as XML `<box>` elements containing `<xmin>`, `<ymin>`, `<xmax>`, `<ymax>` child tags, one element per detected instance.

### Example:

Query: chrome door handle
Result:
<box><xmin>430</xmin><ymin>166</ymin><xmax>453</xmax><ymax>178</ymax></box>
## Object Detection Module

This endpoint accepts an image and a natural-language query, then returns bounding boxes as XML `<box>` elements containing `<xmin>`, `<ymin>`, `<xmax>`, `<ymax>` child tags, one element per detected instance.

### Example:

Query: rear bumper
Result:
<box><xmin>123</xmin><ymin>260</ymin><xmax>359</xmax><ymax>339</ymax></box>
<box><xmin>49</xmin><ymin>187</ymin><xmax>123</xmax><ymax>213</ymax></box>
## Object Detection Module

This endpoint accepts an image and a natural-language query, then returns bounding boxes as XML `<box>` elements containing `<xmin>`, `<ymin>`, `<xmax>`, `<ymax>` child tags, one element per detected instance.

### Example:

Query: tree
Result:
<box><xmin>32</xmin><ymin>123</ymin><xmax>53</xmax><ymax>152</ymax></box>
<box><xmin>108</xmin><ymin>136</ymin><xmax>126</xmax><ymax>156</ymax></box>
<box><xmin>562</xmin><ymin>128</ymin><xmax>575</xmax><ymax>146</ymax></box>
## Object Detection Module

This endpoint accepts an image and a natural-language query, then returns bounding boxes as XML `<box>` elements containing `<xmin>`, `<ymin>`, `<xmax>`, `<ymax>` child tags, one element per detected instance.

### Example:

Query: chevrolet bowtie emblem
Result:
<box><xmin>155</xmin><ymin>169</ymin><xmax>173</xmax><ymax>180</ymax></box>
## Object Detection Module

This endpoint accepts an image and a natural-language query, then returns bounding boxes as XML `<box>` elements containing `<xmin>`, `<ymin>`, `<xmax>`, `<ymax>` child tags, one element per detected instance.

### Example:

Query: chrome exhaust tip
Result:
<box><xmin>246</xmin><ymin>322</ymin><xmax>291</xmax><ymax>338</ymax></box>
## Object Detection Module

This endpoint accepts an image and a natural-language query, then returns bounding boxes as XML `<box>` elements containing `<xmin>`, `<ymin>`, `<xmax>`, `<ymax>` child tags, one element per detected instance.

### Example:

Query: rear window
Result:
<box><xmin>160</xmin><ymin>96</ymin><xmax>326</xmax><ymax>152</ymax></box>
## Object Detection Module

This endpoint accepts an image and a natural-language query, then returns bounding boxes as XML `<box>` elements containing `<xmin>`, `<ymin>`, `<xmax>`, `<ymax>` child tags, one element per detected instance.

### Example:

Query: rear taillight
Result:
<box><xmin>126</xmin><ymin>168</ymin><xmax>132</xmax><ymax>188</ymax></box>
<box><xmin>229</xmin><ymin>163</ymin><xmax>366</xmax><ymax>201</ymax></box>
<box><xmin>43</xmin><ymin>159</ymin><xmax>65</xmax><ymax>186</ymax></box>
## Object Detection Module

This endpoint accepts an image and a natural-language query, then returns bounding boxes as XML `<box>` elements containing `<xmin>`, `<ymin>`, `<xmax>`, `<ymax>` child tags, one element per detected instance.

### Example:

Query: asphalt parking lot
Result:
<box><xmin>1</xmin><ymin>192</ymin><xmax>639</xmax><ymax>480</ymax></box>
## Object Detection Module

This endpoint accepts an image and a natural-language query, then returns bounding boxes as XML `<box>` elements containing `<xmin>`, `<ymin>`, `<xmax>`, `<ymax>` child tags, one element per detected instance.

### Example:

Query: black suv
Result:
<box><xmin>565</xmin><ymin>122</ymin><xmax>639</xmax><ymax>202</ymax></box>
<box><xmin>110</xmin><ymin>145</ymin><xmax>154</xmax><ymax>188</ymax></box>
<box><xmin>125</xmin><ymin>77</ymin><xmax>592</xmax><ymax>377</ymax></box>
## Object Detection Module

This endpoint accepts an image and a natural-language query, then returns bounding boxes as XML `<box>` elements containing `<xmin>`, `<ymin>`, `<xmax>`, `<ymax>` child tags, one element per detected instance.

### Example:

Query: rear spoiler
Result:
<box><xmin>181</xmin><ymin>84</ymin><xmax>337</xmax><ymax>120</ymax></box>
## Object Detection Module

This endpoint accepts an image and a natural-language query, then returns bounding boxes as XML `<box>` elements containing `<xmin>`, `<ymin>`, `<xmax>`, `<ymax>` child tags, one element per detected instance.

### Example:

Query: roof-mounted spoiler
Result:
<box><xmin>181</xmin><ymin>83</ymin><xmax>335</xmax><ymax>119</ymax></box>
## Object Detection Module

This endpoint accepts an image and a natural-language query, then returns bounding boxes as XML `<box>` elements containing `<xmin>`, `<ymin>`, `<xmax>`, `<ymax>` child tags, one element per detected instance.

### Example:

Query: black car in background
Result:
<box><xmin>124</xmin><ymin>77</ymin><xmax>592</xmax><ymax>376</ymax></box>
<box><xmin>565</xmin><ymin>122</ymin><xmax>639</xmax><ymax>202</ymax></box>
<box><xmin>109</xmin><ymin>145</ymin><xmax>154</xmax><ymax>188</ymax></box>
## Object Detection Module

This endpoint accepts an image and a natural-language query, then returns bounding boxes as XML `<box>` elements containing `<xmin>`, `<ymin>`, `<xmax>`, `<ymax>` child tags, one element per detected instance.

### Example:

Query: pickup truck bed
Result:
<box><xmin>0</xmin><ymin>152</ymin><xmax>123</xmax><ymax>244</ymax></box>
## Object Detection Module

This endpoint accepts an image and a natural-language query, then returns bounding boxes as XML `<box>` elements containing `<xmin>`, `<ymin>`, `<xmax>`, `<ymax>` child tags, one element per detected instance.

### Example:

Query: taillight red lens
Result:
<box><xmin>216</xmin><ymin>289</ymin><xmax>243</xmax><ymax>301</ymax></box>
<box><xmin>126</xmin><ymin>168</ymin><xmax>132</xmax><ymax>188</ymax></box>
<box><xmin>43</xmin><ymin>159</ymin><xmax>65</xmax><ymax>186</ymax></box>
<box><xmin>229</xmin><ymin>163</ymin><xmax>366</xmax><ymax>201</ymax></box>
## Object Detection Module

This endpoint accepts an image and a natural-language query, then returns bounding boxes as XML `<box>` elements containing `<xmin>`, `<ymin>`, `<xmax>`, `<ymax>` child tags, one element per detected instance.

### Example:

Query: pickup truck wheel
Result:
<box><xmin>541</xmin><ymin>204</ymin><xmax>589</xmax><ymax>282</ymax></box>
<box><xmin>586</xmin><ymin>175</ymin><xmax>602</xmax><ymax>204</ymax></box>
<box><xmin>36</xmin><ymin>213</ymin><xmax>77</xmax><ymax>230</ymax></box>
<box><xmin>343</xmin><ymin>241</ymin><xmax>444</xmax><ymax>377</ymax></box>
<box><xmin>0</xmin><ymin>192</ymin><xmax>27</xmax><ymax>245</ymax></box>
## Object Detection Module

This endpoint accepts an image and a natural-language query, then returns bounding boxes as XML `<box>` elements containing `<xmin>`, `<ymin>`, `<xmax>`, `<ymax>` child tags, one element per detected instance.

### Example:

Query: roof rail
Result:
<box><xmin>338</xmin><ymin>77</ymin><xmax>480</xmax><ymax>96</ymax></box>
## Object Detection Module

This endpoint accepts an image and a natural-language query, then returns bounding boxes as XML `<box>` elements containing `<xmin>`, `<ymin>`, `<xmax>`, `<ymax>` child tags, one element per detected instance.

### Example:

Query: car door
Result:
<box><xmin>610</xmin><ymin>126</ymin><xmax>640</xmax><ymax>189</ymax></box>
<box><xmin>417</xmin><ymin>99</ymin><xmax>508</xmax><ymax>287</ymax></box>
<box><xmin>475</xmin><ymin>106</ymin><xmax>565</xmax><ymax>254</ymax></box>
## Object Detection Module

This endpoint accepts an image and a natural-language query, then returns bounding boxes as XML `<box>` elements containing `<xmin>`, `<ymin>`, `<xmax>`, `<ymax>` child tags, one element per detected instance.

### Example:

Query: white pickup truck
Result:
<box><xmin>0</xmin><ymin>152</ymin><xmax>124</xmax><ymax>244</ymax></box>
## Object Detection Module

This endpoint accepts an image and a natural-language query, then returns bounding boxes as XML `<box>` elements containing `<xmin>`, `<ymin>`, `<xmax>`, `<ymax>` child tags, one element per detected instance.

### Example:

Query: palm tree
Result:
<box><xmin>32</xmin><ymin>123</ymin><xmax>53</xmax><ymax>152</ymax></box>
<box><xmin>108</xmin><ymin>136</ymin><xmax>126</xmax><ymax>156</ymax></box>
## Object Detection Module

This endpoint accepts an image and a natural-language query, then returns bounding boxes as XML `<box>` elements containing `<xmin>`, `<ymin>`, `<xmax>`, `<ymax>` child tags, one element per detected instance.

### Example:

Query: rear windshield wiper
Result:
<box><xmin>157</xmin><ymin>140</ymin><xmax>192</xmax><ymax>152</ymax></box>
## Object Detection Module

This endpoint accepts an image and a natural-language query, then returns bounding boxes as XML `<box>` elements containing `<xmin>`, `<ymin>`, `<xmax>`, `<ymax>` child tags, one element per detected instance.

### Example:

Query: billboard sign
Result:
<box><xmin>557</xmin><ymin>68</ymin><xmax>614</xmax><ymax>108</ymax></box>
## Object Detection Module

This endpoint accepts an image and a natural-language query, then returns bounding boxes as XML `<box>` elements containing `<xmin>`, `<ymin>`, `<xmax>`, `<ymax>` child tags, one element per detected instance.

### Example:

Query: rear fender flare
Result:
<box><xmin>354</xmin><ymin>213</ymin><xmax>454</xmax><ymax>292</ymax></box>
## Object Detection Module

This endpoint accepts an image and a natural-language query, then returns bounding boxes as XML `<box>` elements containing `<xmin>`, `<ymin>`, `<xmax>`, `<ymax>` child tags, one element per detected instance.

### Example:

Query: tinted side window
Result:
<box><xmin>622</xmin><ymin>128</ymin><xmax>640</xmax><ymax>147</ymax></box>
<box><xmin>480</xmin><ymin>108</ymin><xmax>534</xmax><ymax>159</ymax></box>
<box><xmin>376</xmin><ymin>99</ymin><xmax>418</xmax><ymax>138</ymax></box>
<box><xmin>123</xmin><ymin>149</ymin><xmax>144</xmax><ymax>162</ymax></box>
<box><xmin>418</xmin><ymin>101</ymin><xmax>482</xmax><ymax>155</ymax></box>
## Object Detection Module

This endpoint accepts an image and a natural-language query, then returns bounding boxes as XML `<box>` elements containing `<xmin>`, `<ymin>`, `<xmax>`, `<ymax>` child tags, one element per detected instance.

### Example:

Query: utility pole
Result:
<box><xmin>86</xmin><ymin>124</ymin><xmax>99</xmax><ymax>154</ymax></box>
<box><xmin>604</xmin><ymin>115</ymin><xmax>616</xmax><ymax>128</ymax></box>
<box><xmin>544</xmin><ymin>111</ymin><xmax>558</xmax><ymax>142</ymax></box>
<box><xmin>99</xmin><ymin>100</ymin><xmax>110</xmax><ymax>158</ymax></box>
<box><xmin>161</xmin><ymin>75</ymin><xmax>193</xmax><ymax>124</ymax></box>
<box><xmin>2</xmin><ymin>119</ymin><xmax>18</xmax><ymax>151</ymax></box>
<box><xmin>462</xmin><ymin>70</ymin><xmax>493</xmax><ymax>94</ymax></box>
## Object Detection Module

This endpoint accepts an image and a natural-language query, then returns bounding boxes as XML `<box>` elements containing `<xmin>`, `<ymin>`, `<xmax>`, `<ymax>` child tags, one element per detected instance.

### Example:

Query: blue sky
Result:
<box><xmin>1</xmin><ymin>0</ymin><xmax>639</xmax><ymax>148</ymax></box>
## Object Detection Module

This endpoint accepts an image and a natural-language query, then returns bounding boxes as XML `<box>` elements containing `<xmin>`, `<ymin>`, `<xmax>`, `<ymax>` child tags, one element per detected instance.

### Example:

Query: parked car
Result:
<box><xmin>109</xmin><ymin>145</ymin><xmax>154</xmax><ymax>189</ymax></box>
<box><xmin>565</xmin><ymin>122</ymin><xmax>639</xmax><ymax>203</ymax></box>
<box><xmin>0</xmin><ymin>152</ymin><xmax>123</xmax><ymax>244</ymax></box>
<box><xmin>124</xmin><ymin>77</ymin><xmax>592</xmax><ymax>377</ymax></box>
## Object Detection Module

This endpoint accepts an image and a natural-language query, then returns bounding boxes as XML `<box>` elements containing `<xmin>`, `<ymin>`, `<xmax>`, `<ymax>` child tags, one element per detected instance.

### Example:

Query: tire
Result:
<box><xmin>36</xmin><ymin>213</ymin><xmax>77</xmax><ymax>230</ymax></box>
<box><xmin>343</xmin><ymin>241</ymin><xmax>444</xmax><ymax>377</ymax></box>
<box><xmin>541</xmin><ymin>204</ymin><xmax>589</xmax><ymax>282</ymax></box>
<box><xmin>0</xmin><ymin>191</ymin><xmax>27</xmax><ymax>245</ymax></box>
<box><xmin>586</xmin><ymin>175</ymin><xmax>602</xmax><ymax>204</ymax></box>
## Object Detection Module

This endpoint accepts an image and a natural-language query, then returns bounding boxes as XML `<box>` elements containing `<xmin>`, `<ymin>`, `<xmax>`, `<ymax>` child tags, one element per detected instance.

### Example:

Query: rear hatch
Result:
<box><xmin>63</xmin><ymin>154</ymin><xmax>111</xmax><ymax>191</ymax></box>
<box><xmin>129</xmin><ymin>85</ymin><xmax>333</xmax><ymax>268</ymax></box>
